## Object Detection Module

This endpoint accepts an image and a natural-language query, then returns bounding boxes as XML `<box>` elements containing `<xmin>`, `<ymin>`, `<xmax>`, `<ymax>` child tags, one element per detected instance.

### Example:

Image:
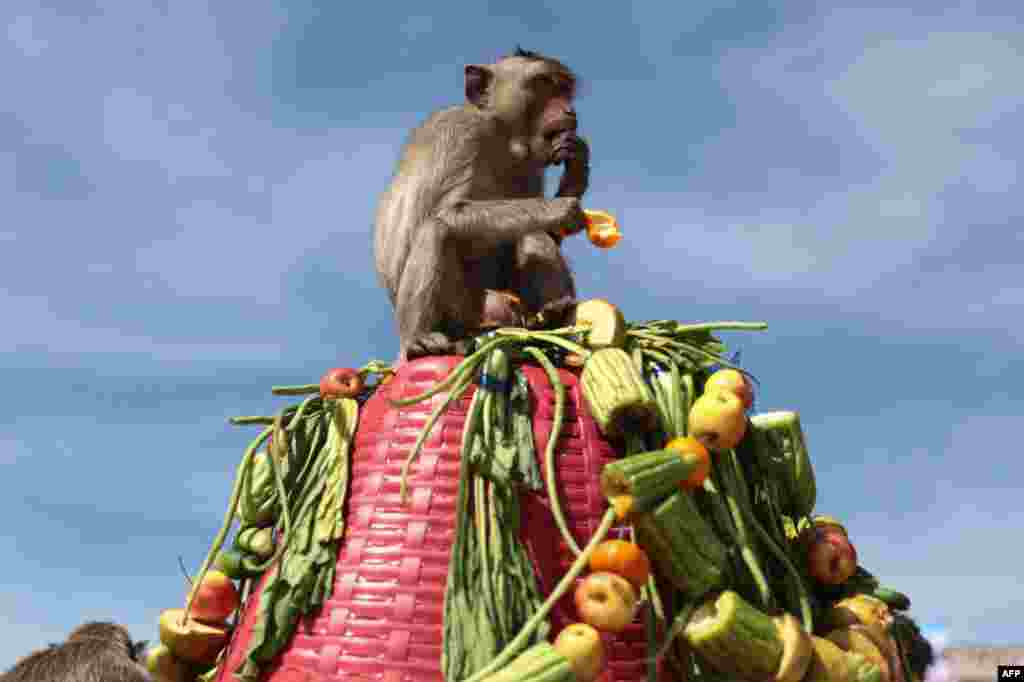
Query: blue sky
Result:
<box><xmin>2</xmin><ymin>0</ymin><xmax>1021</xmax><ymax>664</ymax></box>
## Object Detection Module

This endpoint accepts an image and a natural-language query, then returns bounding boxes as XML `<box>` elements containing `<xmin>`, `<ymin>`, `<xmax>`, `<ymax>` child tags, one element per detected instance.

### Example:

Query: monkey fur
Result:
<box><xmin>2</xmin><ymin>621</ymin><xmax>151</xmax><ymax>682</ymax></box>
<box><xmin>374</xmin><ymin>47</ymin><xmax>590</xmax><ymax>361</ymax></box>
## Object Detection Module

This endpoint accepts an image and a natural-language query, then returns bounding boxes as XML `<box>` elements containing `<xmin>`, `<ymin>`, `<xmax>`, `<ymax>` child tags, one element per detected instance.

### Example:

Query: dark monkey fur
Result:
<box><xmin>2</xmin><ymin>622</ymin><xmax>151</xmax><ymax>682</ymax></box>
<box><xmin>374</xmin><ymin>48</ymin><xmax>590</xmax><ymax>361</ymax></box>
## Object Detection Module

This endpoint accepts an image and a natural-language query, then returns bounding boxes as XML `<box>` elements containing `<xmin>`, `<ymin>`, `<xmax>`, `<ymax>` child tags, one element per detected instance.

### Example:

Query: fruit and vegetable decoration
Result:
<box><xmin>147</xmin><ymin>295</ymin><xmax>934</xmax><ymax>682</ymax></box>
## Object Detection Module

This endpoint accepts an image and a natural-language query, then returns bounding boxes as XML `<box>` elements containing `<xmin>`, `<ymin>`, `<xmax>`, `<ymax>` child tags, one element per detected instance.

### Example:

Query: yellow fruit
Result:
<box><xmin>704</xmin><ymin>368</ymin><xmax>754</xmax><ymax>410</ymax></box>
<box><xmin>553</xmin><ymin>623</ymin><xmax>605</xmax><ymax>682</ymax></box>
<box><xmin>812</xmin><ymin>515</ymin><xmax>849</xmax><ymax>537</ymax></box>
<box><xmin>828</xmin><ymin>595</ymin><xmax>894</xmax><ymax>631</ymax></box>
<box><xmin>573</xmin><ymin>298</ymin><xmax>627</xmax><ymax>349</ymax></box>
<box><xmin>159</xmin><ymin>608</ymin><xmax>229</xmax><ymax>665</ymax></box>
<box><xmin>144</xmin><ymin>644</ymin><xmax>191</xmax><ymax>682</ymax></box>
<box><xmin>827</xmin><ymin>625</ymin><xmax>895</xmax><ymax>682</ymax></box>
<box><xmin>688</xmin><ymin>390</ymin><xmax>747</xmax><ymax>451</ymax></box>
<box><xmin>774</xmin><ymin>613</ymin><xmax>813</xmax><ymax>682</ymax></box>
<box><xmin>574</xmin><ymin>572</ymin><xmax>639</xmax><ymax>633</ymax></box>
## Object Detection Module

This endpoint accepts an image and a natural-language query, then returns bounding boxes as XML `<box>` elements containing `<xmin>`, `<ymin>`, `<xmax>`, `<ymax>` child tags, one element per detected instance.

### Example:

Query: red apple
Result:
<box><xmin>704</xmin><ymin>368</ymin><xmax>755</xmax><ymax>410</ymax></box>
<box><xmin>319</xmin><ymin>367</ymin><xmax>363</xmax><ymax>399</ymax></box>
<box><xmin>186</xmin><ymin>570</ymin><xmax>240</xmax><ymax>625</ymax></box>
<box><xmin>573</xmin><ymin>572</ymin><xmax>639</xmax><ymax>633</ymax></box>
<box><xmin>806</xmin><ymin>528</ymin><xmax>858</xmax><ymax>585</ymax></box>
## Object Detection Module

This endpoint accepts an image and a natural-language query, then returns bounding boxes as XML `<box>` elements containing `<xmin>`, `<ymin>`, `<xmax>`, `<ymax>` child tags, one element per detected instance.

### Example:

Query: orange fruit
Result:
<box><xmin>665</xmin><ymin>436</ymin><xmax>711</xmax><ymax>490</ymax></box>
<box><xmin>589</xmin><ymin>540</ymin><xmax>651</xmax><ymax>589</ymax></box>
<box><xmin>584</xmin><ymin>210</ymin><xmax>622</xmax><ymax>249</ymax></box>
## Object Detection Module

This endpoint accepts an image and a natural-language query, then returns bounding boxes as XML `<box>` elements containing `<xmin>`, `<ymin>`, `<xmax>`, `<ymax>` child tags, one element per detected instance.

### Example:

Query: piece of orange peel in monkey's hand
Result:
<box><xmin>568</xmin><ymin>209</ymin><xmax>621</xmax><ymax>249</ymax></box>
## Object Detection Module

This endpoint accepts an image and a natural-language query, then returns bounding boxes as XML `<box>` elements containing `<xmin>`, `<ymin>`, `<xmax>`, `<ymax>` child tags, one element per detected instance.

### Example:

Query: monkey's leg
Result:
<box><xmin>513</xmin><ymin>232</ymin><xmax>578</xmax><ymax>329</ymax></box>
<box><xmin>395</xmin><ymin>219</ymin><xmax>480</xmax><ymax>360</ymax></box>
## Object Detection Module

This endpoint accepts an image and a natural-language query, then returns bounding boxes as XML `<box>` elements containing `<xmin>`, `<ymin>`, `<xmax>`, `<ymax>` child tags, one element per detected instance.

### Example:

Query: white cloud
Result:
<box><xmin>0</xmin><ymin>293</ymin><xmax>285</xmax><ymax>360</ymax></box>
<box><xmin>0</xmin><ymin>1</ymin><xmax>402</xmax><ymax>355</ymax></box>
<box><xmin>101</xmin><ymin>88</ymin><xmax>231</xmax><ymax>179</ymax></box>
<box><xmin>582</xmin><ymin>6</ymin><xmax>1023</xmax><ymax>345</ymax></box>
<box><xmin>6</xmin><ymin>14</ymin><xmax>47</xmax><ymax>57</ymax></box>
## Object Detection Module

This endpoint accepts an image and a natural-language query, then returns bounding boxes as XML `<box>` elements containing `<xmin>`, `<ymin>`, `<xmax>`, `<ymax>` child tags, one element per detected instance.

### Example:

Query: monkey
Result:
<box><xmin>1</xmin><ymin>621</ymin><xmax>152</xmax><ymax>682</ymax></box>
<box><xmin>374</xmin><ymin>47</ymin><xmax>590</xmax><ymax>361</ymax></box>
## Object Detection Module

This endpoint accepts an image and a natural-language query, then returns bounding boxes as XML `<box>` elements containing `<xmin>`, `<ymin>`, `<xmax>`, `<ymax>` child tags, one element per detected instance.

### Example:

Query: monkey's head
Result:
<box><xmin>67</xmin><ymin>621</ymin><xmax>148</xmax><ymax>661</ymax></box>
<box><xmin>465</xmin><ymin>47</ymin><xmax>579</xmax><ymax>166</ymax></box>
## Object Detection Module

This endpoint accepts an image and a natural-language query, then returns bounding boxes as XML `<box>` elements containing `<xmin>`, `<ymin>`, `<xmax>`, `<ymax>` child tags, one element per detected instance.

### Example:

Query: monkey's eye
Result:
<box><xmin>527</xmin><ymin>74</ymin><xmax>554</xmax><ymax>90</ymax></box>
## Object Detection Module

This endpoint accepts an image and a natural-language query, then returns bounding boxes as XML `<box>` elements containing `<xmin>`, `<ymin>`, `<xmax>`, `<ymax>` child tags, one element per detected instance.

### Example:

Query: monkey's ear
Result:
<box><xmin>464</xmin><ymin>64</ymin><xmax>492</xmax><ymax>107</ymax></box>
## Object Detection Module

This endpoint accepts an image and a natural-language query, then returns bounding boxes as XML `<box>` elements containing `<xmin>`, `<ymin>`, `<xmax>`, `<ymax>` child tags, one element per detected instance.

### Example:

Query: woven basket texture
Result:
<box><xmin>214</xmin><ymin>355</ymin><xmax>663</xmax><ymax>682</ymax></box>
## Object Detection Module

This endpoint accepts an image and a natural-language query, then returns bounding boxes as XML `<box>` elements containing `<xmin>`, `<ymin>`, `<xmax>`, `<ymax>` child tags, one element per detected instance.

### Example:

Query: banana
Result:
<box><xmin>773</xmin><ymin>613</ymin><xmax>813</xmax><ymax>682</ymax></box>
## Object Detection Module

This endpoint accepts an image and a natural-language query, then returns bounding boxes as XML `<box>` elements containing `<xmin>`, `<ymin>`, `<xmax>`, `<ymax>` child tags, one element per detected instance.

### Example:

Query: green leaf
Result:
<box><xmin>316</xmin><ymin>398</ymin><xmax>357</xmax><ymax>543</ymax></box>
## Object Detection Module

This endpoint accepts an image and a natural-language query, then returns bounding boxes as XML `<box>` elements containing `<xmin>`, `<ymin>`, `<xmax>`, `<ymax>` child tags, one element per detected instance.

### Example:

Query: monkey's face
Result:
<box><xmin>526</xmin><ymin>70</ymin><xmax>578</xmax><ymax>166</ymax></box>
<box><xmin>486</xmin><ymin>56</ymin><xmax>579</xmax><ymax>166</ymax></box>
<box><xmin>535</xmin><ymin>91</ymin><xmax>577</xmax><ymax>165</ymax></box>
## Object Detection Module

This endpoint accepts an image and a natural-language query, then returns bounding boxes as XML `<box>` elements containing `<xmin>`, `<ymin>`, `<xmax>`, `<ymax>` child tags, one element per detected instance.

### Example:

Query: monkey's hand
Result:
<box><xmin>555</xmin><ymin>134</ymin><xmax>590</xmax><ymax>199</ymax></box>
<box><xmin>528</xmin><ymin>296</ymin><xmax>578</xmax><ymax>330</ymax></box>
<box><xmin>548</xmin><ymin>196</ymin><xmax>586</xmax><ymax>244</ymax></box>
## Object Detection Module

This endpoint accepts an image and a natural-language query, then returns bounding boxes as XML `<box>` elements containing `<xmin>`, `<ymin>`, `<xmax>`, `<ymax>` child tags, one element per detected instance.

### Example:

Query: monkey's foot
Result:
<box><xmin>405</xmin><ymin>332</ymin><xmax>474</xmax><ymax>360</ymax></box>
<box><xmin>527</xmin><ymin>296</ymin><xmax>578</xmax><ymax>330</ymax></box>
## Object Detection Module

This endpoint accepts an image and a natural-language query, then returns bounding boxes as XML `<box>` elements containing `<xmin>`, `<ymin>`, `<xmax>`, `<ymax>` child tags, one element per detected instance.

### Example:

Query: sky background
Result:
<box><xmin>2</xmin><ymin>0</ymin><xmax>1021</xmax><ymax>666</ymax></box>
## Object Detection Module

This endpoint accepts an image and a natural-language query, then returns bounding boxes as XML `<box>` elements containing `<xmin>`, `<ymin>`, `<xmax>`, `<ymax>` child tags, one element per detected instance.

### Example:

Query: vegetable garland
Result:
<box><xmin>183</xmin><ymin>313</ymin><xmax>931</xmax><ymax>682</ymax></box>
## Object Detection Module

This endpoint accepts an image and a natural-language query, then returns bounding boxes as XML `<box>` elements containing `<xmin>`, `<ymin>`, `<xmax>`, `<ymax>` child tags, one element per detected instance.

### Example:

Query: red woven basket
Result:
<box><xmin>214</xmin><ymin>356</ymin><xmax>664</xmax><ymax>682</ymax></box>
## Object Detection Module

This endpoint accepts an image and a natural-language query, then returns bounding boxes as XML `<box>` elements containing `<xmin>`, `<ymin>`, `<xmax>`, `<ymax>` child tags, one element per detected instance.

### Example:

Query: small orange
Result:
<box><xmin>583</xmin><ymin>210</ymin><xmax>622</xmax><ymax>249</ymax></box>
<box><xmin>588</xmin><ymin>540</ymin><xmax>651</xmax><ymax>589</ymax></box>
<box><xmin>665</xmin><ymin>436</ymin><xmax>711</xmax><ymax>490</ymax></box>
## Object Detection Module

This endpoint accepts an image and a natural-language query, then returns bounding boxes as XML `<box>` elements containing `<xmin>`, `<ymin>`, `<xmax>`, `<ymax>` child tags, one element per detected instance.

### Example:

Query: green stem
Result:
<box><xmin>673</xmin><ymin>321</ymin><xmax>768</xmax><ymax>333</ymax></box>
<box><xmin>475</xmin><ymin>475</ymin><xmax>491</xmax><ymax>600</ymax></box>
<box><xmin>271</xmin><ymin>384</ymin><xmax>320</xmax><ymax>396</ymax></box>
<box><xmin>182</xmin><ymin>425</ymin><xmax>272</xmax><ymax>624</ymax></box>
<box><xmin>671</xmin><ymin>339</ymin><xmax>743</xmax><ymax>371</ymax></box>
<box><xmin>230</xmin><ymin>416</ymin><xmax>276</xmax><ymax>426</ymax></box>
<box><xmin>390</xmin><ymin>335</ymin><xmax>512</xmax><ymax>407</ymax></box>
<box><xmin>680</xmin><ymin>373</ymin><xmax>694</xmax><ymax>437</ymax></box>
<box><xmin>699</xmin><ymin>476</ymin><xmax>737</xmax><ymax>537</ymax></box>
<box><xmin>645</xmin><ymin>598</ymin><xmax>659</xmax><ymax>682</ymax></box>
<box><xmin>480</xmin><ymin>382</ymin><xmax>495</xmax><ymax>452</ymax></box>
<box><xmin>251</xmin><ymin>417</ymin><xmax>295</xmax><ymax>569</ymax></box>
<box><xmin>497</xmin><ymin>329</ymin><xmax>592</xmax><ymax>358</ymax></box>
<box><xmin>715</xmin><ymin>458</ymin><xmax>773</xmax><ymax>609</ymax></box>
<box><xmin>286</xmin><ymin>395</ymin><xmax>318</xmax><ymax>431</ymax></box>
<box><xmin>727</xmin><ymin>450</ymin><xmax>814</xmax><ymax>633</ymax></box>
<box><xmin>358</xmin><ymin>360</ymin><xmax>394</xmax><ymax>378</ymax></box>
<box><xmin>399</xmin><ymin>368</ymin><xmax>478</xmax><ymax>504</ymax></box>
<box><xmin>463</xmin><ymin>508</ymin><xmax>617</xmax><ymax>682</ymax></box>
<box><xmin>523</xmin><ymin>346</ymin><xmax>581</xmax><ymax>557</ymax></box>
<box><xmin>654</xmin><ymin>600</ymin><xmax>697</xmax><ymax>663</ymax></box>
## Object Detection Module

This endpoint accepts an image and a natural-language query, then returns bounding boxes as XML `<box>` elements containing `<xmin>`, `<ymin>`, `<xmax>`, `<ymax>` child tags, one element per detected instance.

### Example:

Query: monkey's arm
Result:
<box><xmin>435</xmin><ymin>195</ymin><xmax>581</xmax><ymax>254</ymax></box>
